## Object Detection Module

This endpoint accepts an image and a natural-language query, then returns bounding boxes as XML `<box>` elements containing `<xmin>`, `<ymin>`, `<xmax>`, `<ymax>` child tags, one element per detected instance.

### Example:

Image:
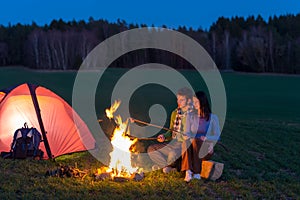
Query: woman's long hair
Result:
<box><xmin>195</xmin><ymin>91</ymin><xmax>211</xmax><ymax>121</ymax></box>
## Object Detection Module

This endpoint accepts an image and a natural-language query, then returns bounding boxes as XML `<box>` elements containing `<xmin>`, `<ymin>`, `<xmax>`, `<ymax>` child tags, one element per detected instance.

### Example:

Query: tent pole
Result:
<box><xmin>28</xmin><ymin>84</ymin><xmax>53</xmax><ymax>159</ymax></box>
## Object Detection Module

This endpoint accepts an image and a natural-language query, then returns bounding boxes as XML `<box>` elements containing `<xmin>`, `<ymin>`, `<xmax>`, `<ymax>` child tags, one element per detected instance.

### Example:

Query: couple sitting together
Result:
<box><xmin>147</xmin><ymin>87</ymin><xmax>221</xmax><ymax>182</ymax></box>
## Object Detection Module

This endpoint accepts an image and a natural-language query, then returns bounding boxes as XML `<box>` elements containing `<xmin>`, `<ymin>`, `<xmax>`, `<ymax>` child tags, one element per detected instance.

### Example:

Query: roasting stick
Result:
<box><xmin>128</xmin><ymin>117</ymin><xmax>185</xmax><ymax>140</ymax></box>
<box><xmin>129</xmin><ymin>117</ymin><xmax>184</xmax><ymax>135</ymax></box>
<box><xmin>125</xmin><ymin>118</ymin><xmax>158</xmax><ymax>141</ymax></box>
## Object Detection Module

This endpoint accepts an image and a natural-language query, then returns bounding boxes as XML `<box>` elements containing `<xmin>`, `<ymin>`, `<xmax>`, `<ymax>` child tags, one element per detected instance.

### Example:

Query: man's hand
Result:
<box><xmin>129</xmin><ymin>117</ymin><xmax>135</xmax><ymax>123</ymax></box>
<box><xmin>157</xmin><ymin>134</ymin><xmax>165</xmax><ymax>142</ymax></box>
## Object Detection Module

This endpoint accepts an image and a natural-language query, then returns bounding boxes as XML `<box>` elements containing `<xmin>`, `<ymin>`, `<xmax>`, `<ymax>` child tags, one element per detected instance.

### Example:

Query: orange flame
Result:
<box><xmin>105</xmin><ymin>100</ymin><xmax>138</xmax><ymax>177</ymax></box>
<box><xmin>105</xmin><ymin>100</ymin><xmax>121</xmax><ymax>119</ymax></box>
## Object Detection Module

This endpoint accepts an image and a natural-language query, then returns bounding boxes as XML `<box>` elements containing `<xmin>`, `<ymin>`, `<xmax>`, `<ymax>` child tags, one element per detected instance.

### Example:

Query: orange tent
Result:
<box><xmin>0</xmin><ymin>83</ymin><xmax>95</xmax><ymax>159</ymax></box>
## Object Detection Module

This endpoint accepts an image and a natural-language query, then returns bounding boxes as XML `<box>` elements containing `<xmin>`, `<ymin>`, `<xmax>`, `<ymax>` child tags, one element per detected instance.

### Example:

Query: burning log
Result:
<box><xmin>94</xmin><ymin>167</ymin><xmax>144</xmax><ymax>182</ymax></box>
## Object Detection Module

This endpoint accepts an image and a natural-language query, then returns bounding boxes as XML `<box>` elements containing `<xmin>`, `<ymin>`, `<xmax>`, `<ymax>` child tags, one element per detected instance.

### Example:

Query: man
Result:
<box><xmin>147</xmin><ymin>87</ymin><xmax>193</xmax><ymax>173</ymax></box>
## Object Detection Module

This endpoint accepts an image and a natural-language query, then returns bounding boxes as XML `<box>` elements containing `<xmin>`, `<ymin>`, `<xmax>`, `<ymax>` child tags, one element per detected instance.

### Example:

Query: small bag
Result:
<box><xmin>201</xmin><ymin>160</ymin><xmax>224</xmax><ymax>181</ymax></box>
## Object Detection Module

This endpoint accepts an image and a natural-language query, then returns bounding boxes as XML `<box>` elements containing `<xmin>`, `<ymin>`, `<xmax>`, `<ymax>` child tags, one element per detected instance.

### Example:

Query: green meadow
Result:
<box><xmin>0</xmin><ymin>66</ymin><xmax>299</xmax><ymax>199</ymax></box>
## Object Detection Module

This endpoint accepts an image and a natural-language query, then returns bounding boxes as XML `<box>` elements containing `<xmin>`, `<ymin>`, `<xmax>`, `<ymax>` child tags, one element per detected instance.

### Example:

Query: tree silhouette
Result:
<box><xmin>0</xmin><ymin>15</ymin><xmax>299</xmax><ymax>73</ymax></box>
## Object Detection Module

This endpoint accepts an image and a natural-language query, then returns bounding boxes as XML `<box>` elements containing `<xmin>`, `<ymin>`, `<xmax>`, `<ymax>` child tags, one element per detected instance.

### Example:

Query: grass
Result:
<box><xmin>0</xmin><ymin>66</ymin><xmax>300</xmax><ymax>199</ymax></box>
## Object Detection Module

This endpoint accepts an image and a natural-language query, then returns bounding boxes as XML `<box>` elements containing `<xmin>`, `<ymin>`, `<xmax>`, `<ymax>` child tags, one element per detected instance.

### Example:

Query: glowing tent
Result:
<box><xmin>0</xmin><ymin>83</ymin><xmax>95</xmax><ymax>159</ymax></box>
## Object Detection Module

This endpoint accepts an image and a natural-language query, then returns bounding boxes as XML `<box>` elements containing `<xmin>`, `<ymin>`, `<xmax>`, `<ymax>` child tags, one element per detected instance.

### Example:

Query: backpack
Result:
<box><xmin>10</xmin><ymin>124</ymin><xmax>44</xmax><ymax>159</ymax></box>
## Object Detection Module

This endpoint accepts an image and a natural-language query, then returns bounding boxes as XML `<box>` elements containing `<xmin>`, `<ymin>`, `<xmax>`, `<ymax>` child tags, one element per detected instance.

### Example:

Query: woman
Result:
<box><xmin>181</xmin><ymin>91</ymin><xmax>221</xmax><ymax>182</ymax></box>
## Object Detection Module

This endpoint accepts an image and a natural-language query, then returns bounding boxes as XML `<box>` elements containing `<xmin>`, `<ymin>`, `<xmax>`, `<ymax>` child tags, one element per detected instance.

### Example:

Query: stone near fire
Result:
<box><xmin>95</xmin><ymin>172</ymin><xmax>112</xmax><ymax>181</ymax></box>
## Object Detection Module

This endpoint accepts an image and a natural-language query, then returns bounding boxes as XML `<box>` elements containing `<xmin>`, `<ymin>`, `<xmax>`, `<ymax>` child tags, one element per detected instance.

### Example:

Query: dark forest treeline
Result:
<box><xmin>0</xmin><ymin>14</ymin><xmax>300</xmax><ymax>73</ymax></box>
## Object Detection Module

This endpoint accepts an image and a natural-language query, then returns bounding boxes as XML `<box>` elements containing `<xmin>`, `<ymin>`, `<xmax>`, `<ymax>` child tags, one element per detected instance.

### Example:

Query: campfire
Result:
<box><xmin>95</xmin><ymin>100</ymin><xmax>144</xmax><ymax>181</ymax></box>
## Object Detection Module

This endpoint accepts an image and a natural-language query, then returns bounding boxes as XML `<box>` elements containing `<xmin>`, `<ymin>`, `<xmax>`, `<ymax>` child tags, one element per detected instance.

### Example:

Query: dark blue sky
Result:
<box><xmin>1</xmin><ymin>0</ymin><xmax>300</xmax><ymax>29</ymax></box>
